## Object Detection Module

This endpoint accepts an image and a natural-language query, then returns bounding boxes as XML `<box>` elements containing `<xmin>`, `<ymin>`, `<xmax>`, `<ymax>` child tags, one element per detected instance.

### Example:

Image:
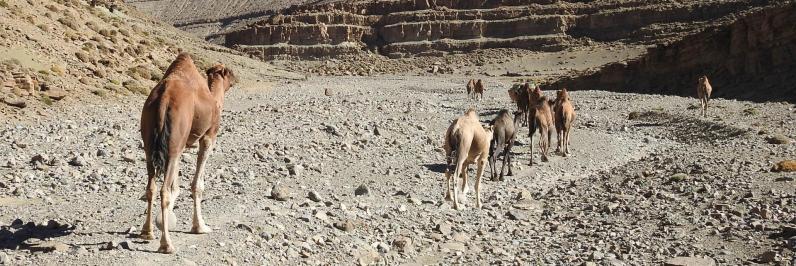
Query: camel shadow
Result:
<box><xmin>423</xmin><ymin>163</ymin><xmax>447</xmax><ymax>174</ymax></box>
<box><xmin>0</xmin><ymin>219</ymin><xmax>75</xmax><ymax>251</ymax></box>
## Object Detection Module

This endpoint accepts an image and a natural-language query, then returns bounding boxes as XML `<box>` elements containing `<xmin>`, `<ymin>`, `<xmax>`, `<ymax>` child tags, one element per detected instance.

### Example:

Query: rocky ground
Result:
<box><xmin>0</xmin><ymin>73</ymin><xmax>794</xmax><ymax>265</ymax></box>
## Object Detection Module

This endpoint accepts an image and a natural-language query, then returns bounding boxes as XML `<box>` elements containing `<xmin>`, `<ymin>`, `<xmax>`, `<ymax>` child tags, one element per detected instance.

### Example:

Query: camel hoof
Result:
<box><xmin>563</xmin><ymin>153</ymin><xmax>569</xmax><ymax>157</ymax></box>
<box><xmin>157</xmin><ymin>245</ymin><xmax>176</xmax><ymax>254</ymax></box>
<box><xmin>139</xmin><ymin>231</ymin><xmax>155</xmax><ymax>240</ymax></box>
<box><xmin>542</xmin><ymin>157</ymin><xmax>549</xmax><ymax>162</ymax></box>
<box><xmin>499</xmin><ymin>176</ymin><xmax>506</xmax><ymax>181</ymax></box>
<box><xmin>191</xmin><ymin>225</ymin><xmax>213</xmax><ymax>234</ymax></box>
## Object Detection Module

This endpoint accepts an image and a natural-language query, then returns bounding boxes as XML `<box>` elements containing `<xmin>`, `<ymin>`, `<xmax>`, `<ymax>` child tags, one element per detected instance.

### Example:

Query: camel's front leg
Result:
<box><xmin>191</xmin><ymin>138</ymin><xmax>214</xmax><ymax>234</ymax></box>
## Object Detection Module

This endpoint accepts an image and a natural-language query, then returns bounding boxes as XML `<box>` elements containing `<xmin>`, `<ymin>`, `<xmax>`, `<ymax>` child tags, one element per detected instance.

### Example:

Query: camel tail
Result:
<box><xmin>151</xmin><ymin>106</ymin><xmax>171</xmax><ymax>174</ymax></box>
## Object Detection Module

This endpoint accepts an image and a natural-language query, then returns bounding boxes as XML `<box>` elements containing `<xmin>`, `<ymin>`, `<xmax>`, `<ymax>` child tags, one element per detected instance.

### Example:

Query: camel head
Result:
<box><xmin>206</xmin><ymin>64</ymin><xmax>236</xmax><ymax>93</ymax></box>
<box><xmin>698</xmin><ymin>75</ymin><xmax>709</xmax><ymax>84</ymax></box>
<box><xmin>557</xmin><ymin>88</ymin><xmax>570</xmax><ymax>102</ymax></box>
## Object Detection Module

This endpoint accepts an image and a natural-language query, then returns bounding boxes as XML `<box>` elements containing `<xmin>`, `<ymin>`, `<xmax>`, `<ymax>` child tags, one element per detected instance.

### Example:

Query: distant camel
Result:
<box><xmin>527</xmin><ymin>86</ymin><xmax>554</xmax><ymax>165</ymax></box>
<box><xmin>139</xmin><ymin>53</ymin><xmax>236</xmax><ymax>254</ymax></box>
<box><xmin>466</xmin><ymin>79</ymin><xmax>475</xmax><ymax>98</ymax></box>
<box><xmin>489</xmin><ymin>109</ymin><xmax>520</xmax><ymax>181</ymax></box>
<box><xmin>443</xmin><ymin>109</ymin><xmax>493</xmax><ymax>210</ymax></box>
<box><xmin>508</xmin><ymin>83</ymin><xmax>529</xmax><ymax>126</ymax></box>
<box><xmin>473</xmin><ymin>79</ymin><xmax>485</xmax><ymax>101</ymax></box>
<box><xmin>697</xmin><ymin>75</ymin><xmax>713</xmax><ymax>117</ymax></box>
<box><xmin>553</xmin><ymin>88</ymin><xmax>576</xmax><ymax>156</ymax></box>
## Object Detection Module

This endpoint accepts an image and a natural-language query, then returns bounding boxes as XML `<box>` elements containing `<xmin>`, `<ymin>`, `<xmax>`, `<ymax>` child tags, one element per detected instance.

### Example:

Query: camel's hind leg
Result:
<box><xmin>158</xmin><ymin>155</ymin><xmax>180</xmax><ymax>254</ymax></box>
<box><xmin>191</xmin><ymin>137</ymin><xmax>214</xmax><ymax>234</ymax></box>
<box><xmin>139</xmin><ymin>156</ymin><xmax>156</xmax><ymax>240</ymax></box>
<box><xmin>540</xmin><ymin>127</ymin><xmax>550</xmax><ymax>162</ymax></box>
<box><xmin>474</xmin><ymin>158</ymin><xmax>486</xmax><ymax>209</ymax></box>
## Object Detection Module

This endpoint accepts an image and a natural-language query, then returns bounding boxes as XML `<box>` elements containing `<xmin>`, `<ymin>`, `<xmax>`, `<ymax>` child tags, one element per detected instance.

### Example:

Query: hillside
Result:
<box><xmin>0</xmin><ymin>0</ymin><xmax>298</xmax><ymax>116</ymax></box>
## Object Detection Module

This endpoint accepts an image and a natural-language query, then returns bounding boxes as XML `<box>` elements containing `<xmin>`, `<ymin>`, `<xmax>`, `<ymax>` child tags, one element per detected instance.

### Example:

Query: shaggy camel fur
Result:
<box><xmin>139</xmin><ymin>53</ymin><xmax>235</xmax><ymax>254</ymax></box>
<box><xmin>527</xmin><ymin>86</ymin><xmax>554</xmax><ymax>165</ymax></box>
<box><xmin>466</xmin><ymin>79</ymin><xmax>475</xmax><ymax>98</ymax></box>
<box><xmin>697</xmin><ymin>75</ymin><xmax>713</xmax><ymax>117</ymax></box>
<box><xmin>489</xmin><ymin>109</ymin><xmax>521</xmax><ymax>181</ymax></box>
<box><xmin>554</xmin><ymin>89</ymin><xmax>576</xmax><ymax>156</ymax></box>
<box><xmin>473</xmin><ymin>79</ymin><xmax>485</xmax><ymax>101</ymax></box>
<box><xmin>443</xmin><ymin>109</ymin><xmax>493</xmax><ymax>210</ymax></box>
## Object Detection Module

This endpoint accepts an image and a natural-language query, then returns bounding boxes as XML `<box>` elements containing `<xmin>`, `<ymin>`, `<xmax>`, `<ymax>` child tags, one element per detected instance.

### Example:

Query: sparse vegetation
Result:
<box><xmin>57</xmin><ymin>16</ymin><xmax>80</xmax><ymax>31</ymax></box>
<box><xmin>123</xmin><ymin>80</ymin><xmax>149</xmax><ymax>95</ymax></box>
<box><xmin>0</xmin><ymin>0</ymin><xmax>8</xmax><ymax>8</ymax></box>
<box><xmin>39</xmin><ymin>94</ymin><xmax>53</xmax><ymax>106</ymax></box>
<box><xmin>50</xmin><ymin>64</ymin><xmax>66</xmax><ymax>76</ymax></box>
<box><xmin>743</xmin><ymin>107</ymin><xmax>759</xmax><ymax>116</ymax></box>
<box><xmin>75</xmin><ymin>51</ymin><xmax>91</xmax><ymax>63</ymax></box>
<box><xmin>628</xmin><ymin>111</ymin><xmax>641</xmax><ymax>120</ymax></box>
<box><xmin>92</xmin><ymin>89</ymin><xmax>107</xmax><ymax>97</ymax></box>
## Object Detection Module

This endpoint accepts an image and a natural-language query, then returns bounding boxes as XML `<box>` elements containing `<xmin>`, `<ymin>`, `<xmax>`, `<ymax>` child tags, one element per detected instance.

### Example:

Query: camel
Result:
<box><xmin>473</xmin><ymin>79</ymin><xmax>485</xmax><ymax>101</ymax></box>
<box><xmin>553</xmin><ymin>88</ymin><xmax>576</xmax><ymax>156</ymax></box>
<box><xmin>508</xmin><ymin>83</ymin><xmax>529</xmax><ymax>126</ymax></box>
<box><xmin>697</xmin><ymin>75</ymin><xmax>713</xmax><ymax>117</ymax></box>
<box><xmin>139</xmin><ymin>53</ymin><xmax>235</xmax><ymax>254</ymax></box>
<box><xmin>466</xmin><ymin>79</ymin><xmax>475</xmax><ymax>99</ymax></box>
<box><xmin>488</xmin><ymin>109</ymin><xmax>520</xmax><ymax>181</ymax></box>
<box><xmin>527</xmin><ymin>86</ymin><xmax>554</xmax><ymax>165</ymax></box>
<box><xmin>443</xmin><ymin>109</ymin><xmax>493</xmax><ymax>210</ymax></box>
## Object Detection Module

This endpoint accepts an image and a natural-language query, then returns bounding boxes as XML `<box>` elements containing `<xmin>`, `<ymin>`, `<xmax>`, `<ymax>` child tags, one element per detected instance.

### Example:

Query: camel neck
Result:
<box><xmin>208</xmin><ymin>82</ymin><xmax>226</xmax><ymax>108</ymax></box>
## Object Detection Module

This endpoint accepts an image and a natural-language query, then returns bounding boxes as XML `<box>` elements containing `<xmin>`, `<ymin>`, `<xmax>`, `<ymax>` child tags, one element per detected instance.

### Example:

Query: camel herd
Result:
<box><xmin>135</xmin><ymin>53</ymin><xmax>715</xmax><ymax>253</ymax></box>
<box><xmin>443</xmin><ymin>76</ymin><xmax>714</xmax><ymax>210</ymax></box>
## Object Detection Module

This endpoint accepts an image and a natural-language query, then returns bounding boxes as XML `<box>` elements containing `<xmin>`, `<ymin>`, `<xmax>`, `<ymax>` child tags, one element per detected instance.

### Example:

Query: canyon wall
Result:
<box><xmin>222</xmin><ymin>0</ymin><xmax>774</xmax><ymax>59</ymax></box>
<box><xmin>548</xmin><ymin>3</ymin><xmax>796</xmax><ymax>103</ymax></box>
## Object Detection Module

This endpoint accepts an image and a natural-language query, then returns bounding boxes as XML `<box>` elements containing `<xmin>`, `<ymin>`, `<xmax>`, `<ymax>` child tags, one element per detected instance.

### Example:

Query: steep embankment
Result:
<box><xmin>549</xmin><ymin>3</ymin><xmax>796</xmax><ymax>103</ymax></box>
<box><xmin>0</xmin><ymin>0</ymin><xmax>297</xmax><ymax>114</ymax></box>
<box><xmin>222</xmin><ymin>0</ymin><xmax>772</xmax><ymax>59</ymax></box>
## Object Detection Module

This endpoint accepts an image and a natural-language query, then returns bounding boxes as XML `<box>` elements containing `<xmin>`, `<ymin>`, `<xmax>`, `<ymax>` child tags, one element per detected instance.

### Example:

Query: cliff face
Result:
<box><xmin>548</xmin><ymin>3</ymin><xmax>796</xmax><ymax>103</ymax></box>
<box><xmin>222</xmin><ymin>0</ymin><xmax>773</xmax><ymax>60</ymax></box>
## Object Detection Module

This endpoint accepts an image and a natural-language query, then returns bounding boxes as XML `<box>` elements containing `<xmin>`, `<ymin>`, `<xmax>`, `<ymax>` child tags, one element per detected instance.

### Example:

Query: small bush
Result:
<box><xmin>57</xmin><ymin>16</ymin><xmax>80</xmax><ymax>31</ymax></box>
<box><xmin>92</xmin><ymin>89</ymin><xmax>107</xmax><ymax>97</ymax></box>
<box><xmin>40</xmin><ymin>94</ymin><xmax>53</xmax><ymax>106</ymax></box>
<box><xmin>0</xmin><ymin>1</ymin><xmax>8</xmax><ymax>8</ymax></box>
<box><xmin>628</xmin><ymin>111</ymin><xmax>641</xmax><ymax>120</ymax></box>
<box><xmin>50</xmin><ymin>65</ymin><xmax>65</xmax><ymax>76</ymax></box>
<box><xmin>127</xmin><ymin>66</ymin><xmax>151</xmax><ymax>80</ymax></box>
<box><xmin>37</xmin><ymin>70</ymin><xmax>50</xmax><ymax>75</ymax></box>
<box><xmin>123</xmin><ymin>80</ymin><xmax>149</xmax><ymax>95</ymax></box>
<box><xmin>75</xmin><ymin>51</ymin><xmax>91</xmax><ymax>63</ymax></box>
<box><xmin>36</xmin><ymin>24</ymin><xmax>49</xmax><ymax>32</ymax></box>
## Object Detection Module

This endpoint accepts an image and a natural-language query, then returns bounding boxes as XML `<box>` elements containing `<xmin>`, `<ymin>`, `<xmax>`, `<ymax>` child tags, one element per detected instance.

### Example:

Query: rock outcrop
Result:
<box><xmin>548</xmin><ymin>3</ymin><xmax>796</xmax><ymax>103</ymax></box>
<box><xmin>223</xmin><ymin>0</ymin><xmax>773</xmax><ymax>59</ymax></box>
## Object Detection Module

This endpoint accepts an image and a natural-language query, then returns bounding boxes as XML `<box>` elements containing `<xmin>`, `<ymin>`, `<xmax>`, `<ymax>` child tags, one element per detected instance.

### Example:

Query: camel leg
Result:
<box><xmin>475</xmin><ymin>159</ymin><xmax>485</xmax><ymax>209</ymax></box>
<box><xmin>140</xmin><ymin>156</ymin><xmax>156</xmax><ymax>240</ymax></box>
<box><xmin>500</xmin><ymin>142</ymin><xmax>513</xmax><ymax>180</ymax></box>
<box><xmin>564</xmin><ymin>126</ymin><xmax>571</xmax><ymax>156</ymax></box>
<box><xmin>528</xmin><ymin>123</ymin><xmax>535</xmax><ymax>166</ymax></box>
<box><xmin>540</xmin><ymin>128</ymin><xmax>549</xmax><ymax>162</ymax></box>
<box><xmin>158</xmin><ymin>155</ymin><xmax>180</xmax><ymax>254</ymax></box>
<box><xmin>460</xmin><ymin>166</ymin><xmax>470</xmax><ymax>196</ymax></box>
<box><xmin>444</xmin><ymin>156</ymin><xmax>453</xmax><ymax>202</ymax></box>
<box><xmin>489</xmin><ymin>153</ymin><xmax>498</xmax><ymax>181</ymax></box>
<box><xmin>451</xmin><ymin>163</ymin><xmax>462</xmax><ymax>210</ymax></box>
<box><xmin>191</xmin><ymin>138</ymin><xmax>214</xmax><ymax>234</ymax></box>
<box><xmin>505</xmin><ymin>139</ymin><xmax>514</xmax><ymax>177</ymax></box>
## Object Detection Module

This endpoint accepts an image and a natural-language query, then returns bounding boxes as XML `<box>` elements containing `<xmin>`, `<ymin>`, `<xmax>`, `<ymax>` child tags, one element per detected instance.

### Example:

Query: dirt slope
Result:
<box><xmin>0</xmin><ymin>0</ymin><xmax>299</xmax><ymax>117</ymax></box>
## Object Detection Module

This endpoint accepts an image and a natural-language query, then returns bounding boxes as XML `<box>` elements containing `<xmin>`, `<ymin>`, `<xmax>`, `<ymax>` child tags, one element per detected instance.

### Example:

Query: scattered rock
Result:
<box><xmin>766</xmin><ymin>135</ymin><xmax>791</xmax><ymax>144</ymax></box>
<box><xmin>26</xmin><ymin>241</ymin><xmax>70</xmax><ymax>253</ymax></box>
<box><xmin>663</xmin><ymin>256</ymin><xmax>716</xmax><ymax>266</ymax></box>
<box><xmin>334</xmin><ymin>219</ymin><xmax>355</xmax><ymax>232</ymax></box>
<box><xmin>2</xmin><ymin>97</ymin><xmax>26</xmax><ymax>108</ymax></box>
<box><xmin>392</xmin><ymin>236</ymin><xmax>412</xmax><ymax>253</ymax></box>
<box><xmin>354</xmin><ymin>184</ymin><xmax>370</xmax><ymax>196</ymax></box>
<box><xmin>271</xmin><ymin>184</ymin><xmax>291</xmax><ymax>201</ymax></box>
<box><xmin>757</xmin><ymin>251</ymin><xmax>780</xmax><ymax>263</ymax></box>
<box><xmin>669</xmin><ymin>173</ymin><xmax>688</xmax><ymax>182</ymax></box>
<box><xmin>308</xmin><ymin>190</ymin><xmax>323</xmax><ymax>202</ymax></box>
<box><xmin>435</xmin><ymin>222</ymin><xmax>452</xmax><ymax>235</ymax></box>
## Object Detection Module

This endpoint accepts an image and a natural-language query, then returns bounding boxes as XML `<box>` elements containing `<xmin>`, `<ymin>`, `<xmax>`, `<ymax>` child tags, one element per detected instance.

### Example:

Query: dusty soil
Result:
<box><xmin>1</xmin><ymin>71</ymin><xmax>794</xmax><ymax>264</ymax></box>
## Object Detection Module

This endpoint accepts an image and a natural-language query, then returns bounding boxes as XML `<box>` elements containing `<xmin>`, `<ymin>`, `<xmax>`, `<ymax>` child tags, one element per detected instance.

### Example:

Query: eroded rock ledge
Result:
<box><xmin>223</xmin><ymin>0</ymin><xmax>772</xmax><ymax>59</ymax></box>
<box><xmin>548</xmin><ymin>3</ymin><xmax>796</xmax><ymax>103</ymax></box>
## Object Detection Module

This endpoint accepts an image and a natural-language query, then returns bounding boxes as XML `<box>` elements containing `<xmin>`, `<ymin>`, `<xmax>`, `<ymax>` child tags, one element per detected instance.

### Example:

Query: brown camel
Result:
<box><xmin>443</xmin><ymin>109</ymin><xmax>493</xmax><ymax>210</ymax></box>
<box><xmin>697</xmin><ymin>75</ymin><xmax>713</xmax><ymax>117</ymax></box>
<box><xmin>488</xmin><ymin>109</ymin><xmax>520</xmax><ymax>181</ymax></box>
<box><xmin>473</xmin><ymin>79</ymin><xmax>485</xmax><ymax>101</ymax></box>
<box><xmin>554</xmin><ymin>88</ymin><xmax>576</xmax><ymax>156</ymax></box>
<box><xmin>139</xmin><ymin>53</ymin><xmax>235</xmax><ymax>254</ymax></box>
<box><xmin>508</xmin><ymin>83</ymin><xmax>529</xmax><ymax>126</ymax></box>
<box><xmin>527</xmin><ymin>86</ymin><xmax>554</xmax><ymax>165</ymax></box>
